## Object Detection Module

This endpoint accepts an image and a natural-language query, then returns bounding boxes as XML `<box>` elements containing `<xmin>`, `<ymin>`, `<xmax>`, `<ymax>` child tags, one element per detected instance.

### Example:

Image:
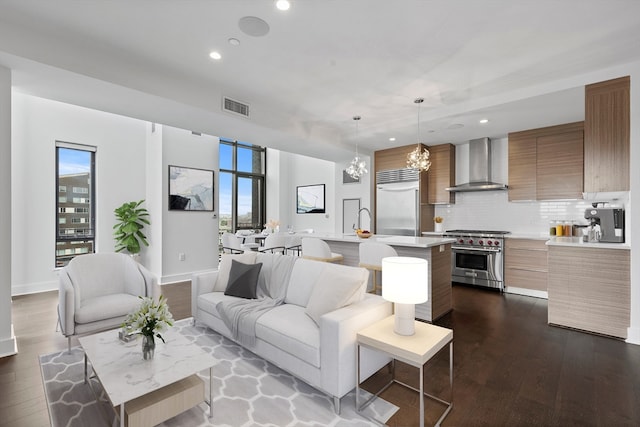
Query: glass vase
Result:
<box><xmin>142</xmin><ymin>335</ymin><xmax>155</xmax><ymax>360</ymax></box>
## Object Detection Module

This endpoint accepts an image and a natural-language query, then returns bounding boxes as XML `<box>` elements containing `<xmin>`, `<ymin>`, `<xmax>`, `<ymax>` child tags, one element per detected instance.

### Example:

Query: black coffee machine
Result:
<box><xmin>584</xmin><ymin>203</ymin><xmax>625</xmax><ymax>243</ymax></box>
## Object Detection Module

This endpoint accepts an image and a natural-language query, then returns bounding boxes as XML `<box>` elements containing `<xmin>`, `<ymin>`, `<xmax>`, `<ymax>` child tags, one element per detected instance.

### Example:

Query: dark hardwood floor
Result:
<box><xmin>364</xmin><ymin>285</ymin><xmax>640</xmax><ymax>426</ymax></box>
<box><xmin>2</xmin><ymin>286</ymin><xmax>640</xmax><ymax>426</ymax></box>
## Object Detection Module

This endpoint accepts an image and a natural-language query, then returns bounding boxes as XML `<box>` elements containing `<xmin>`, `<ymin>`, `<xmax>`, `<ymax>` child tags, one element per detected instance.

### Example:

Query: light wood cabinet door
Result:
<box><xmin>548</xmin><ymin>246</ymin><xmax>630</xmax><ymax>338</ymax></box>
<box><xmin>505</xmin><ymin>238</ymin><xmax>548</xmax><ymax>292</ymax></box>
<box><xmin>427</xmin><ymin>144</ymin><xmax>455</xmax><ymax>204</ymax></box>
<box><xmin>508</xmin><ymin>136</ymin><xmax>537</xmax><ymax>201</ymax></box>
<box><xmin>536</xmin><ymin>130</ymin><xmax>584</xmax><ymax>200</ymax></box>
<box><xmin>584</xmin><ymin>76</ymin><xmax>630</xmax><ymax>192</ymax></box>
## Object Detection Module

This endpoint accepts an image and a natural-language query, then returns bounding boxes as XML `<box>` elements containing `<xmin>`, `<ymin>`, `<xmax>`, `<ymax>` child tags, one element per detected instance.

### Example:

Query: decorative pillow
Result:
<box><xmin>305</xmin><ymin>265</ymin><xmax>366</xmax><ymax>325</ymax></box>
<box><xmin>214</xmin><ymin>252</ymin><xmax>258</xmax><ymax>291</ymax></box>
<box><xmin>224</xmin><ymin>260</ymin><xmax>263</xmax><ymax>299</ymax></box>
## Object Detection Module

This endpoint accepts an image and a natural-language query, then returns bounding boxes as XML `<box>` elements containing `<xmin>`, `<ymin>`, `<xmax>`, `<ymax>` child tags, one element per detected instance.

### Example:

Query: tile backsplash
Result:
<box><xmin>434</xmin><ymin>190</ymin><xmax>630</xmax><ymax>236</ymax></box>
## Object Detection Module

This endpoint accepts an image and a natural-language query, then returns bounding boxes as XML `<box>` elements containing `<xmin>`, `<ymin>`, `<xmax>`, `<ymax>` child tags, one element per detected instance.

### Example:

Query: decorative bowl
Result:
<box><xmin>356</xmin><ymin>231</ymin><xmax>372</xmax><ymax>239</ymax></box>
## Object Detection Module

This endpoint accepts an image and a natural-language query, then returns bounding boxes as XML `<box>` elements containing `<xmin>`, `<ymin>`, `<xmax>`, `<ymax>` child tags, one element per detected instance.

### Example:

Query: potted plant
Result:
<box><xmin>113</xmin><ymin>200</ymin><xmax>150</xmax><ymax>255</ymax></box>
<box><xmin>434</xmin><ymin>216</ymin><xmax>444</xmax><ymax>233</ymax></box>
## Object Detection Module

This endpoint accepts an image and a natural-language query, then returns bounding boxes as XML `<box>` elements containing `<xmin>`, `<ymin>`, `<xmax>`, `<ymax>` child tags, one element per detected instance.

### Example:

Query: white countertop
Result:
<box><xmin>314</xmin><ymin>233</ymin><xmax>455</xmax><ymax>248</ymax></box>
<box><xmin>546</xmin><ymin>236</ymin><xmax>630</xmax><ymax>250</ymax></box>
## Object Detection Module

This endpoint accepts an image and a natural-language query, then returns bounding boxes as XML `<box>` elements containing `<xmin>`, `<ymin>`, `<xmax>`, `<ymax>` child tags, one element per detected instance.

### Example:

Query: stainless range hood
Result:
<box><xmin>445</xmin><ymin>137</ymin><xmax>508</xmax><ymax>192</ymax></box>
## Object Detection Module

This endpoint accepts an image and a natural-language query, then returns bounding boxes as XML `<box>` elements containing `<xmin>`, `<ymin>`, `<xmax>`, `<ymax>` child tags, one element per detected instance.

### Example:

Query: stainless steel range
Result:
<box><xmin>445</xmin><ymin>229</ymin><xmax>511</xmax><ymax>290</ymax></box>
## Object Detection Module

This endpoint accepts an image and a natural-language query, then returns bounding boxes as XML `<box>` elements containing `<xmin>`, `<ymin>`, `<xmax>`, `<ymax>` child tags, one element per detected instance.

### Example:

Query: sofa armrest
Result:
<box><xmin>58</xmin><ymin>269</ymin><xmax>76</xmax><ymax>337</ymax></box>
<box><xmin>319</xmin><ymin>294</ymin><xmax>392</xmax><ymax>398</ymax></box>
<box><xmin>191</xmin><ymin>270</ymin><xmax>219</xmax><ymax>319</ymax></box>
<box><xmin>137</xmin><ymin>263</ymin><xmax>157</xmax><ymax>299</ymax></box>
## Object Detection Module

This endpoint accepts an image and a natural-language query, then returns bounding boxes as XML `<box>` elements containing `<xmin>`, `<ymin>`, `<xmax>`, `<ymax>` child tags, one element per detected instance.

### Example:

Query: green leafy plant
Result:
<box><xmin>113</xmin><ymin>200</ymin><xmax>150</xmax><ymax>254</ymax></box>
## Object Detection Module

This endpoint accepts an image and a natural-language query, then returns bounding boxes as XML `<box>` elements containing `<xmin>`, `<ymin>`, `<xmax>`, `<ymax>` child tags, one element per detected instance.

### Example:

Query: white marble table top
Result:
<box><xmin>79</xmin><ymin>327</ymin><xmax>216</xmax><ymax>406</ymax></box>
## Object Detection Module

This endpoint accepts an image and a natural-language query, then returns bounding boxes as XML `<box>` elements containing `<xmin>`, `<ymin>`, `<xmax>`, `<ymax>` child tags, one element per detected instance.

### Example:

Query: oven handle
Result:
<box><xmin>452</xmin><ymin>246</ymin><xmax>502</xmax><ymax>253</ymax></box>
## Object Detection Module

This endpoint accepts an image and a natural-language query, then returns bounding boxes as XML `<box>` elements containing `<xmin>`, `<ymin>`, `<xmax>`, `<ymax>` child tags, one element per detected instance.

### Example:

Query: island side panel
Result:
<box><xmin>430</xmin><ymin>244</ymin><xmax>452</xmax><ymax>320</ymax></box>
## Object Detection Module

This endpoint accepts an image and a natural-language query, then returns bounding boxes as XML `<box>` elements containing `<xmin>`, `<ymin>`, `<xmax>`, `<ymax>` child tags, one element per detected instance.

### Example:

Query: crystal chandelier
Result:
<box><xmin>346</xmin><ymin>116</ymin><xmax>368</xmax><ymax>179</ymax></box>
<box><xmin>406</xmin><ymin>98</ymin><xmax>431</xmax><ymax>172</ymax></box>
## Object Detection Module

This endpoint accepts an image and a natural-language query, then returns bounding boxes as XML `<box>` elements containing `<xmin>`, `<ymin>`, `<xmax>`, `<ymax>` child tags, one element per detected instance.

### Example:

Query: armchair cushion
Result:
<box><xmin>75</xmin><ymin>293</ymin><xmax>141</xmax><ymax>324</ymax></box>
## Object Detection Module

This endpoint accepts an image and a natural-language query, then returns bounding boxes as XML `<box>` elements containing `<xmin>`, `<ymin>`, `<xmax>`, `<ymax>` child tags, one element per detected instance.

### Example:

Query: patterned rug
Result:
<box><xmin>40</xmin><ymin>320</ymin><xmax>397</xmax><ymax>427</ymax></box>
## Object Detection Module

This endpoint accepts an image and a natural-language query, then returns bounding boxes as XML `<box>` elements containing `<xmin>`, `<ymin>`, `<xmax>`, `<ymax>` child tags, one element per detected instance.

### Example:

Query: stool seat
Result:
<box><xmin>301</xmin><ymin>237</ymin><xmax>343</xmax><ymax>263</ymax></box>
<box><xmin>359</xmin><ymin>242</ymin><xmax>398</xmax><ymax>294</ymax></box>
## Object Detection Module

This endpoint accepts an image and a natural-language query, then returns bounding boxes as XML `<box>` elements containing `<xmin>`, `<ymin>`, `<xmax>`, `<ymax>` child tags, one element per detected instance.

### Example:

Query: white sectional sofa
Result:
<box><xmin>191</xmin><ymin>252</ymin><xmax>392</xmax><ymax>412</ymax></box>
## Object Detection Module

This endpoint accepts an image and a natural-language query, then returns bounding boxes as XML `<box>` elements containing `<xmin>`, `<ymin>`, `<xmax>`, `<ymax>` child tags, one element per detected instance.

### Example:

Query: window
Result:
<box><xmin>56</xmin><ymin>142</ymin><xmax>96</xmax><ymax>267</ymax></box>
<box><xmin>219</xmin><ymin>139</ymin><xmax>266</xmax><ymax>249</ymax></box>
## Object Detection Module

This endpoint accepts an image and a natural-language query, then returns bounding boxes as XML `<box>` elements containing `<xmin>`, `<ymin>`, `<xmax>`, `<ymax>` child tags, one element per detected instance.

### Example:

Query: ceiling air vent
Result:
<box><xmin>223</xmin><ymin>96</ymin><xmax>250</xmax><ymax>118</ymax></box>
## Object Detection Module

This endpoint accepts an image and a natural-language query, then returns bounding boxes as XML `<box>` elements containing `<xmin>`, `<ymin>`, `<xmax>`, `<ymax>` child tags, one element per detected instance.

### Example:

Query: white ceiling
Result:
<box><xmin>1</xmin><ymin>0</ymin><xmax>640</xmax><ymax>163</ymax></box>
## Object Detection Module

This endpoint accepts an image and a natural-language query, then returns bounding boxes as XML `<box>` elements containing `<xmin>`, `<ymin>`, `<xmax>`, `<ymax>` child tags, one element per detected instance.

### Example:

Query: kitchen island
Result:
<box><xmin>312</xmin><ymin>234</ymin><xmax>455</xmax><ymax>322</ymax></box>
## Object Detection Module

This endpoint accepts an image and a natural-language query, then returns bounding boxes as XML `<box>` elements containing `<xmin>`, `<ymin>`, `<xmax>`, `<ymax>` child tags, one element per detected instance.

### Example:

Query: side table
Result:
<box><xmin>356</xmin><ymin>315</ymin><xmax>453</xmax><ymax>426</ymax></box>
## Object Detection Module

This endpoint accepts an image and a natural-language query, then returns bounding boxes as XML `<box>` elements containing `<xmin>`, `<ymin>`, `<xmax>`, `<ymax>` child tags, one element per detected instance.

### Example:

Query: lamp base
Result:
<box><xmin>393</xmin><ymin>303</ymin><xmax>416</xmax><ymax>336</ymax></box>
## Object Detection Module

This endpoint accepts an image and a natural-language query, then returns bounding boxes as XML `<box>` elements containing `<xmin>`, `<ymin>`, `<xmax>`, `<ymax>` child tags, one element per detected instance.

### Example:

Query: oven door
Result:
<box><xmin>451</xmin><ymin>246</ymin><xmax>503</xmax><ymax>289</ymax></box>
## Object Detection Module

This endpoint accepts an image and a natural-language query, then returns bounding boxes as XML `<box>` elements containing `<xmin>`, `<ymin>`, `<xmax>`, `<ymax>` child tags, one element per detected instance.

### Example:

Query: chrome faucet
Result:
<box><xmin>356</xmin><ymin>207</ymin><xmax>371</xmax><ymax>230</ymax></box>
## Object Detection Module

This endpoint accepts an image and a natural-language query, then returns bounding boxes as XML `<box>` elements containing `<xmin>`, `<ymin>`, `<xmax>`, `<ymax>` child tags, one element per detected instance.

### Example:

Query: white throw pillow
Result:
<box><xmin>305</xmin><ymin>265</ymin><xmax>366</xmax><ymax>326</ymax></box>
<box><xmin>214</xmin><ymin>252</ymin><xmax>258</xmax><ymax>292</ymax></box>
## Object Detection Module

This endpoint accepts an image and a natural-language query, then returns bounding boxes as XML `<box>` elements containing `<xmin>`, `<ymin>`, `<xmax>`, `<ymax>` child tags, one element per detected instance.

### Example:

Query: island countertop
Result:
<box><xmin>311</xmin><ymin>233</ymin><xmax>456</xmax><ymax>248</ymax></box>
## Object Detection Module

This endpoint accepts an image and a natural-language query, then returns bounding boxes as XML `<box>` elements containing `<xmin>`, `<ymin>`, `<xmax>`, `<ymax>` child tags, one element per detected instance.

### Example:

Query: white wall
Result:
<box><xmin>11</xmin><ymin>93</ymin><xmax>147</xmax><ymax>294</ymax></box>
<box><xmin>160</xmin><ymin>126</ymin><xmax>218</xmax><ymax>281</ymax></box>
<box><xmin>0</xmin><ymin>65</ymin><xmax>16</xmax><ymax>357</ymax></box>
<box><xmin>144</xmin><ymin>123</ymin><xmax>163</xmax><ymax>276</ymax></box>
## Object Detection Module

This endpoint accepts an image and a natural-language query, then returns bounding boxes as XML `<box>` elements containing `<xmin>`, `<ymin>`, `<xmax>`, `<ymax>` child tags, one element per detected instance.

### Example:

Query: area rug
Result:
<box><xmin>40</xmin><ymin>319</ymin><xmax>397</xmax><ymax>427</ymax></box>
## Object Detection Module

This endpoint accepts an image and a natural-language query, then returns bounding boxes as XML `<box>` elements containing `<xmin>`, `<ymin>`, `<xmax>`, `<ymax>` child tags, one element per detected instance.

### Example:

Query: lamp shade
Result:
<box><xmin>381</xmin><ymin>257</ymin><xmax>428</xmax><ymax>304</ymax></box>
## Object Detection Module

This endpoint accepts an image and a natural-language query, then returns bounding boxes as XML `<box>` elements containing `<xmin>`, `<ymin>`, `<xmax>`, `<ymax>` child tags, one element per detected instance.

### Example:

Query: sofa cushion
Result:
<box><xmin>284</xmin><ymin>259</ymin><xmax>327</xmax><ymax>307</ymax></box>
<box><xmin>224</xmin><ymin>261</ymin><xmax>262</xmax><ymax>299</ymax></box>
<box><xmin>198</xmin><ymin>292</ymin><xmax>241</xmax><ymax>318</ymax></box>
<box><xmin>214</xmin><ymin>252</ymin><xmax>258</xmax><ymax>291</ymax></box>
<box><xmin>255</xmin><ymin>304</ymin><xmax>320</xmax><ymax>368</ymax></box>
<box><xmin>305</xmin><ymin>265</ymin><xmax>368</xmax><ymax>325</ymax></box>
<box><xmin>75</xmin><ymin>293</ymin><xmax>141</xmax><ymax>324</ymax></box>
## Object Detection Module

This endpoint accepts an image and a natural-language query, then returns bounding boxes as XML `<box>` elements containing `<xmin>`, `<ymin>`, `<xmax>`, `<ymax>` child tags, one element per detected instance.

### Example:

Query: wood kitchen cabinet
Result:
<box><xmin>584</xmin><ymin>76</ymin><xmax>630</xmax><ymax>192</ymax></box>
<box><xmin>548</xmin><ymin>245</ymin><xmax>630</xmax><ymax>338</ymax></box>
<box><xmin>427</xmin><ymin>143</ymin><xmax>455</xmax><ymax>204</ymax></box>
<box><xmin>504</xmin><ymin>238</ymin><xmax>548</xmax><ymax>295</ymax></box>
<box><xmin>508</xmin><ymin>121</ymin><xmax>584</xmax><ymax>201</ymax></box>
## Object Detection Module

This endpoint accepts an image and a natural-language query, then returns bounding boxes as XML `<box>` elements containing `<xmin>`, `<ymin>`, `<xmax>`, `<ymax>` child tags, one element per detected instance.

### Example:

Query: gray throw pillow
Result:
<box><xmin>224</xmin><ymin>260</ymin><xmax>263</xmax><ymax>299</ymax></box>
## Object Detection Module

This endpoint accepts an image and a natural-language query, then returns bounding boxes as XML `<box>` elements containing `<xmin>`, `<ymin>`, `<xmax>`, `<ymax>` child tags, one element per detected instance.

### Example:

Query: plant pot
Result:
<box><xmin>434</xmin><ymin>222</ymin><xmax>444</xmax><ymax>232</ymax></box>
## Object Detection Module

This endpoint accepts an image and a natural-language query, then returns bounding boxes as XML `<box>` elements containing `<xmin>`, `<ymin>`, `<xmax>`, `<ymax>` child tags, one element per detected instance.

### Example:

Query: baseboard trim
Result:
<box><xmin>0</xmin><ymin>325</ymin><xmax>18</xmax><ymax>358</ymax></box>
<box><xmin>504</xmin><ymin>287</ymin><xmax>548</xmax><ymax>299</ymax></box>
<box><xmin>12</xmin><ymin>280</ymin><xmax>58</xmax><ymax>296</ymax></box>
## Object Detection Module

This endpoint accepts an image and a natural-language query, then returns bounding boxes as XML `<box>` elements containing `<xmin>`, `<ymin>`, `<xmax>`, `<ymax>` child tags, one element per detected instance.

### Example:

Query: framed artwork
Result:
<box><xmin>168</xmin><ymin>165</ymin><xmax>214</xmax><ymax>211</ymax></box>
<box><xmin>342</xmin><ymin>170</ymin><xmax>360</xmax><ymax>184</ymax></box>
<box><xmin>296</xmin><ymin>184</ymin><xmax>325</xmax><ymax>214</ymax></box>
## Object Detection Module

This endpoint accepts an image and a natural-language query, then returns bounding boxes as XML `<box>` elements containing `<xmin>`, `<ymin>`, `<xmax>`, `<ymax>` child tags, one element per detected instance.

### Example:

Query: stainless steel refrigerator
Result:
<box><xmin>375</xmin><ymin>169</ymin><xmax>420</xmax><ymax>236</ymax></box>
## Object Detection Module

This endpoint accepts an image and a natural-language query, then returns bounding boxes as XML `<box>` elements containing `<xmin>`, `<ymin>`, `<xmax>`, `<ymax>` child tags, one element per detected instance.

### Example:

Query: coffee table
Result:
<box><xmin>79</xmin><ymin>326</ymin><xmax>216</xmax><ymax>427</ymax></box>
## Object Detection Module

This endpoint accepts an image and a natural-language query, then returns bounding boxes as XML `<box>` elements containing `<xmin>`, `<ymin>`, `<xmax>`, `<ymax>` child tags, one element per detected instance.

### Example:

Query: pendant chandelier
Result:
<box><xmin>346</xmin><ymin>115</ymin><xmax>368</xmax><ymax>179</ymax></box>
<box><xmin>406</xmin><ymin>98</ymin><xmax>431</xmax><ymax>172</ymax></box>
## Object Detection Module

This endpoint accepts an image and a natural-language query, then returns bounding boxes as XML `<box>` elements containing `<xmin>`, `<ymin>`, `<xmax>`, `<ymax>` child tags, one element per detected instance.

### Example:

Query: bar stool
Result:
<box><xmin>301</xmin><ymin>238</ymin><xmax>343</xmax><ymax>263</ymax></box>
<box><xmin>359</xmin><ymin>242</ymin><xmax>398</xmax><ymax>294</ymax></box>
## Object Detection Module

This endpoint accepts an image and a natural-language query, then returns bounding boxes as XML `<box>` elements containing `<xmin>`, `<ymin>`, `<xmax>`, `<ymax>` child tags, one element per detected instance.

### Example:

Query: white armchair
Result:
<box><xmin>57</xmin><ymin>252</ymin><xmax>155</xmax><ymax>351</ymax></box>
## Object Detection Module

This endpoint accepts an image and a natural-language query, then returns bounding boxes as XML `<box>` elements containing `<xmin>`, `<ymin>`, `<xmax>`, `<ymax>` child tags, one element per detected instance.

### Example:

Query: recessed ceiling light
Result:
<box><xmin>209</xmin><ymin>51</ymin><xmax>222</xmax><ymax>60</ymax></box>
<box><xmin>228</xmin><ymin>38</ymin><xmax>240</xmax><ymax>46</ymax></box>
<box><xmin>276</xmin><ymin>0</ymin><xmax>291</xmax><ymax>11</ymax></box>
<box><xmin>389</xmin><ymin>137</ymin><xmax>396</xmax><ymax>142</ymax></box>
<box><xmin>479</xmin><ymin>118</ymin><xmax>489</xmax><ymax>124</ymax></box>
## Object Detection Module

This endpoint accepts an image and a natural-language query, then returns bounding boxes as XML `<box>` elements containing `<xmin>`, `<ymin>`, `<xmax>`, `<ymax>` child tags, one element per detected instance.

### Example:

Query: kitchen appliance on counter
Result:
<box><xmin>376</xmin><ymin>169</ymin><xmax>420</xmax><ymax>236</ymax></box>
<box><xmin>445</xmin><ymin>229</ymin><xmax>511</xmax><ymax>290</ymax></box>
<box><xmin>584</xmin><ymin>205</ymin><xmax>625</xmax><ymax>243</ymax></box>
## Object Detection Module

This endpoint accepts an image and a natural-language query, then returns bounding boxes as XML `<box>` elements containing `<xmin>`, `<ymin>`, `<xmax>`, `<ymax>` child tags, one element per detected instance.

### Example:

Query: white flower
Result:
<box><xmin>123</xmin><ymin>295</ymin><xmax>174</xmax><ymax>343</ymax></box>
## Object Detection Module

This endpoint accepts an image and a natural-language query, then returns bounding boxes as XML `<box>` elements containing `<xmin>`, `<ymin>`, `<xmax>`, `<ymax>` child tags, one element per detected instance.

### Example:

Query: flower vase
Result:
<box><xmin>434</xmin><ymin>222</ymin><xmax>444</xmax><ymax>232</ymax></box>
<box><xmin>142</xmin><ymin>335</ymin><xmax>155</xmax><ymax>360</ymax></box>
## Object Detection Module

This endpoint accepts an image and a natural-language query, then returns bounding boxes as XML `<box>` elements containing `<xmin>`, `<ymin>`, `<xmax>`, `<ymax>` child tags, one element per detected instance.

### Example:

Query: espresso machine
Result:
<box><xmin>584</xmin><ymin>204</ymin><xmax>625</xmax><ymax>243</ymax></box>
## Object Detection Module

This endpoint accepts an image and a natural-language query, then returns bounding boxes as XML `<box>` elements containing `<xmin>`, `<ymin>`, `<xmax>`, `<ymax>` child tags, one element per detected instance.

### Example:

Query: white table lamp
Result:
<box><xmin>382</xmin><ymin>257</ymin><xmax>429</xmax><ymax>336</ymax></box>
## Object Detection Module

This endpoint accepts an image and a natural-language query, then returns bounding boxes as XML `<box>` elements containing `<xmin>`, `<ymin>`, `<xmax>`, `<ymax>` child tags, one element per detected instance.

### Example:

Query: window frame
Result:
<box><xmin>55</xmin><ymin>141</ymin><xmax>96</xmax><ymax>267</ymax></box>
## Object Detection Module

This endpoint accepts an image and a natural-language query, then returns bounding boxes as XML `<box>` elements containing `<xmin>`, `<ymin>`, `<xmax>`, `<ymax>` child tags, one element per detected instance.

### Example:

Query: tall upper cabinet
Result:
<box><xmin>427</xmin><ymin>144</ymin><xmax>456</xmax><ymax>205</ymax></box>
<box><xmin>584</xmin><ymin>76</ymin><xmax>630</xmax><ymax>192</ymax></box>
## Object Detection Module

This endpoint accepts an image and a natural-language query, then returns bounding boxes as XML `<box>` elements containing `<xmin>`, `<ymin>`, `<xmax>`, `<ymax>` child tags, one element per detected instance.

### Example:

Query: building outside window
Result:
<box><xmin>218</xmin><ymin>139</ymin><xmax>266</xmax><ymax>251</ymax></box>
<box><xmin>55</xmin><ymin>142</ymin><xmax>96</xmax><ymax>267</ymax></box>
